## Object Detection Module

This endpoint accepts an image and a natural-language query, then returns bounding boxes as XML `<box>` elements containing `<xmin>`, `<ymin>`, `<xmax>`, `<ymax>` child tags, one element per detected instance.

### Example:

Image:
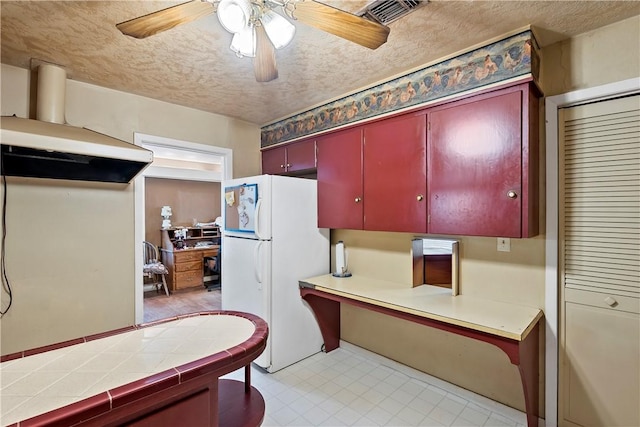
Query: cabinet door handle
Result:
<box><xmin>417</xmin><ymin>194</ymin><xmax>424</xmax><ymax>201</ymax></box>
<box><xmin>604</xmin><ymin>296</ymin><xmax>618</xmax><ymax>307</ymax></box>
<box><xmin>286</xmin><ymin>163</ymin><xmax>291</xmax><ymax>168</ymax></box>
<box><xmin>280</xmin><ymin>164</ymin><xmax>285</xmax><ymax>169</ymax></box>
<box><xmin>354</xmin><ymin>197</ymin><xmax>362</xmax><ymax>203</ymax></box>
<box><xmin>507</xmin><ymin>190</ymin><xmax>518</xmax><ymax>199</ymax></box>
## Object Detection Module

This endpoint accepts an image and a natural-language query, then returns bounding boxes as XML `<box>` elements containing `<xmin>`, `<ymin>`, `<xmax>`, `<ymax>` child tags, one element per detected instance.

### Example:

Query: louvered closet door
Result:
<box><xmin>559</xmin><ymin>94</ymin><xmax>640</xmax><ymax>427</ymax></box>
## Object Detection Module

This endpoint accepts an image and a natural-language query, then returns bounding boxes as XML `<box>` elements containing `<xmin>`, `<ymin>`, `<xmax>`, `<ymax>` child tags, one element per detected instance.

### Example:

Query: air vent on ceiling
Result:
<box><xmin>360</xmin><ymin>0</ymin><xmax>424</xmax><ymax>25</ymax></box>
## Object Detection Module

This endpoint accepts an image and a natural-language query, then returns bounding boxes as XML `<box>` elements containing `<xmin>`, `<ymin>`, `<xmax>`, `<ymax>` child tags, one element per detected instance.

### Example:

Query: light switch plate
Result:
<box><xmin>497</xmin><ymin>237</ymin><xmax>511</xmax><ymax>252</ymax></box>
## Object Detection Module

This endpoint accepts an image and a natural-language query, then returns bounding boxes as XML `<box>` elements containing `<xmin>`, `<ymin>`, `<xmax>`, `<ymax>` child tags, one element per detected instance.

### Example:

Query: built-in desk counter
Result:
<box><xmin>299</xmin><ymin>274</ymin><xmax>543</xmax><ymax>427</ymax></box>
<box><xmin>1</xmin><ymin>311</ymin><xmax>268</xmax><ymax>427</ymax></box>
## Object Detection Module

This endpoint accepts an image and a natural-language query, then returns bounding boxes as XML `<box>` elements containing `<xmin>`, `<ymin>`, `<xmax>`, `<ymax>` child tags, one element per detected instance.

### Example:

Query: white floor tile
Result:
<box><xmin>332</xmin><ymin>388</ymin><xmax>359</xmax><ymax>405</ymax></box>
<box><xmin>376</xmin><ymin>380</ymin><xmax>400</xmax><ymax>396</ymax></box>
<box><xmin>484</xmin><ymin>414</ymin><xmax>517</xmax><ymax>427</ymax></box>
<box><xmin>354</xmin><ymin>415</ymin><xmax>383</xmax><ymax>426</ymax></box>
<box><xmin>421</xmin><ymin>416</ymin><xmax>448</xmax><ymax>426</ymax></box>
<box><xmin>384</xmin><ymin>372</ymin><xmax>410</xmax><ymax>388</ymax></box>
<box><xmin>436</xmin><ymin>396</ymin><xmax>466</xmax><ymax>416</ymax></box>
<box><xmin>397</xmin><ymin>405</ymin><xmax>428</xmax><ymax>425</ymax></box>
<box><xmin>406</xmin><ymin>396</ymin><xmax>435</xmax><ymax>416</ymax></box>
<box><xmin>270</xmin><ymin>405</ymin><xmax>300</xmax><ymax>425</ymax></box>
<box><xmin>335</xmin><ymin>405</ymin><xmax>363</xmax><ymax>425</ymax></box>
<box><xmin>305</xmin><ymin>389</ymin><xmax>330</xmax><ymax>405</ymax></box>
<box><xmin>389</xmin><ymin>387</ymin><xmax>415</xmax><ymax>403</ymax></box>
<box><xmin>456</xmin><ymin>405</ymin><xmax>490</xmax><ymax>425</ymax></box>
<box><xmin>323</xmin><ymin>416</ymin><xmax>348</xmax><ymax>426</ymax></box>
<box><xmin>277</xmin><ymin>387</ymin><xmax>304</xmax><ymax>404</ymax></box>
<box><xmin>366</xmin><ymin>406</ymin><xmax>396</xmax><ymax>425</ymax></box>
<box><xmin>317</xmin><ymin>397</ymin><xmax>346</xmax><ymax>415</ymax></box>
<box><xmin>362</xmin><ymin>387</ymin><xmax>388</xmax><ymax>405</ymax></box>
<box><xmin>427</xmin><ymin>406</ymin><xmax>458</xmax><ymax>426</ymax></box>
<box><xmin>349</xmin><ymin>396</ymin><xmax>377</xmax><ymax>413</ymax></box>
<box><xmin>418</xmin><ymin>387</ymin><xmax>446</xmax><ymax>406</ymax></box>
<box><xmin>377</xmin><ymin>396</ymin><xmax>406</xmax><ymax>416</ymax></box>
<box><xmin>221</xmin><ymin>344</ymin><xmax>528</xmax><ymax>427</ymax></box>
<box><xmin>401</xmin><ymin>379</ymin><xmax>428</xmax><ymax>395</ymax></box>
<box><xmin>359</xmin><ymin>374</ymin><xmax>382</xmax><ymax>388</ymax></box>
<box><xmin>290</xmin><ymin>395</ymin><xmax>318</xmax><ymax>416</ymax></box>
<box><xmin>345</xmin><ymin>380</ymin><xmax>370</xmax><ymax>395</ymax></box>
<box><xmin>301</xmin><ymin>406</ymin><xmax>332</xmax><ymax>425</ymax></box>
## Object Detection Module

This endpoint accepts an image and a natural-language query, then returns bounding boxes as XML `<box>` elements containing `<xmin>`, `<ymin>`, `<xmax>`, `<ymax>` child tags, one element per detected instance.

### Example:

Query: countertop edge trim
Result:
<box><xmin>5</xmin><ymin>311</ymin><xmax>268</xmax><ymax>426</ymax></box>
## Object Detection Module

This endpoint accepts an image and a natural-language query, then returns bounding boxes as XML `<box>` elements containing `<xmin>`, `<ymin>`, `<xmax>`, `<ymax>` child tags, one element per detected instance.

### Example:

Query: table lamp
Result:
<box><xmin>161</xmin><ymin>206</ymin><xmax>172</xmax><ymax>229</ymax></box>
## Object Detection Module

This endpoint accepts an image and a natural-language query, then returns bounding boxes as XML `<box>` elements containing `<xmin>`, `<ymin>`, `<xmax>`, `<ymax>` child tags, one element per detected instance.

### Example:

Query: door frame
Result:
<box><xmin>133</xmin><ymin>133</ymin><xmax>233</xmax><ymax>324</ymax></box>
<box><xmin>544</xmin><ymin>76</ymin><xmax>639</xmax><ymax>427</ymax></box>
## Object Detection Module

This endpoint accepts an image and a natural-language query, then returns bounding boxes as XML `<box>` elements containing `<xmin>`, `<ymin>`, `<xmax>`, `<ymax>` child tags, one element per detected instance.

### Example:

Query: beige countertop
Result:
<box><xmin>1</xmin><ymin>314</ymin><xmax>256</xmax><ymax>426</ymax></box>
<box><xmin>300</xmin><ymin>274</ymin><xmax>543</xmax><ymax>341</ymax></box>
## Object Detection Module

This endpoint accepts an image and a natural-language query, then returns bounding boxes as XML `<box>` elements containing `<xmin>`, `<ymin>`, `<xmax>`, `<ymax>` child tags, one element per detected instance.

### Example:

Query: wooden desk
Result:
<box><xmin>161</xmin><ymin>246</ymin><xmax>219</xmax><ymax>292</ymax></box>
<box><xmin>299</xmin><ymin>274</ymin><xmax>543</xmax><ymax>427</ymax></box>
<box><xmin>1</xmin><ymin>311</ymin><xmax>268</xmax><ymax>426</ymax></box>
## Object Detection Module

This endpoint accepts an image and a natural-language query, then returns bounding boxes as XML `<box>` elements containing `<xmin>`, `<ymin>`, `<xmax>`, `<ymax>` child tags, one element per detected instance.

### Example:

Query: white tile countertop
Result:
<box><xmin>300</xmin><ymin>274</ymin><xmax>543</xmax><ymax>341</ymax></box>
<box><xmin>1</xmin><ymin>314</ymin><xmax>257</xmax><ymax>426</ymax></box>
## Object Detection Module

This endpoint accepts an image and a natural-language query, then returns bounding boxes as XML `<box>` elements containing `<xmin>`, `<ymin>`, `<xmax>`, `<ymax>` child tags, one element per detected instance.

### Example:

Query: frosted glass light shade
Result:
<box><xmin>230</xmin><ymin>25</ymin><xmax>256</xmax><ymax>57</ymax></box>
<box><xmin>260</xmin><ymin>10</ymin><xmax>295</xmax><ymax>49</ymax></box>
<box><xmin>217</xmin><ymin>0</ymin><xmax>251</xmax><ymax>34</ymax></box>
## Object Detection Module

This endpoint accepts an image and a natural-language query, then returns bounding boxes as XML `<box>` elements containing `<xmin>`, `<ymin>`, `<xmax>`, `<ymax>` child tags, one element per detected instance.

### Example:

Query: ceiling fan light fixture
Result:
<box><xmin>217</xmin><ymin>0</ymin><xmax>252</xmax><ymax>34</ymax></box>
<box><xmin>260</xmin><ymin>9</ymin><xmax>296</xmax><ymax>49</ymax></box>
<box><xmin>230</xmin><ymin>24</ymin><xmax>257</xmax><ymax>58</ymax></box>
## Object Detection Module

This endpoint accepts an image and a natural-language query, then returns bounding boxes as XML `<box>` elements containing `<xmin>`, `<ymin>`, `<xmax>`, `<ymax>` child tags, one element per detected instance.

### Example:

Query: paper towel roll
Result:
<box><xmin>335</xmin><ymin>241</ymin><xmax>346</xmax><ymax>275</ymax></box>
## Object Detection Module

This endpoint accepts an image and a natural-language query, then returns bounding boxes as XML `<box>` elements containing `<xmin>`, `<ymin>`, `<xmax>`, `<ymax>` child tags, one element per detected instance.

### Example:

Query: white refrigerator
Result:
<box><xmin>221</xmin><ymin>174</ymin><xmax>329</xmax><ymax>372</ymax></box>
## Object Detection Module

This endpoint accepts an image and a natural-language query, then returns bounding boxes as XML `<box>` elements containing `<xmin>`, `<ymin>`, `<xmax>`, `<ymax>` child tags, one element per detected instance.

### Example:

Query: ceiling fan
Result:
<box><xmin>116</xmin><ymin>0</ymin><xmax>390</xmax><ymax>82</ymax></box>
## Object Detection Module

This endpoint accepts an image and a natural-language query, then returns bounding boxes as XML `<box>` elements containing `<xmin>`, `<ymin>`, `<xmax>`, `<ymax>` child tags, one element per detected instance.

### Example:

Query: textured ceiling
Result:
<box><xmin>1</xmin><ymin>1</ymin><xmax>639</xmax><ymax>126</ymax></box>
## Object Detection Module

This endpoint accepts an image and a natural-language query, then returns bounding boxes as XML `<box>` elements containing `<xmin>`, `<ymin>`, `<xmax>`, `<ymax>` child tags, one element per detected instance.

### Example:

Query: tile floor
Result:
<box><xmin>223</xmin><ymin>342</ymin><xmax>528</xmax><ymax>427</ymax></box>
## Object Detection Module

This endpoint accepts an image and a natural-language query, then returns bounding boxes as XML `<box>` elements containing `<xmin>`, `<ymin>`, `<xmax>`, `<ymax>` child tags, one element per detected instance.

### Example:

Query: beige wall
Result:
<box><xmin>335</xmin><ymin>15</ymin><xmax>640</xmax><ymax>415</ymax></box>
<box><xmin>539</xmin><ymin>15</ymin><xmax>640</xmax><ymax>97</ymax></box>
<box><xmin>0</xmin><ymin>64</ymin><xmax>261</xmax><ymax>355</ymax></box>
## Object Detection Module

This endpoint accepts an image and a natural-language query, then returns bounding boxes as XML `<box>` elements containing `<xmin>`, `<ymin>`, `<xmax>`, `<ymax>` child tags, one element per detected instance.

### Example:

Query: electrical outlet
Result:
<box><xmin>497</xmin><ymin>237</ymin><xmax>511</xmax><ymax>252</ymax></box>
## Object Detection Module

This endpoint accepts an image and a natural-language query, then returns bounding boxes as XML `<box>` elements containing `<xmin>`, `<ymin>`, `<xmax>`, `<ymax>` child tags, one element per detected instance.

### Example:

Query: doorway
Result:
<box><xmin>544</xmin><ymin>77</ymin><xmax>639</xmax><ymax>425</ymax></box>
<box><xmin>133</xmin><ymin>133</ymin><xmax>233</xmax><ymax>324</ymax></box>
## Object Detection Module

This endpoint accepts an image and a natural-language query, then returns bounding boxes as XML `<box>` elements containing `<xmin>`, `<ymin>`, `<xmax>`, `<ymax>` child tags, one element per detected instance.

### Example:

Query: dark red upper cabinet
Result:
<box><xmin>363</xmin><ymin>113</ymin><xmax>427</xmax><ymax>233</ymax></box>
<box><xmin>261</xmin><ymin>145</ymin><xmax>287</xmax><ymax>175</ymax></box>
<box><xmin>317</xmin><ymin>127</ymin><xmax>364</xmax><ymax>229</ymax></box>
<box><xmin>261</xmin><ymin>138</ymin><xmax>317</xmax><ymax>175</ymax></box>
<box><xmin>427</xmin><ymin>83</ymin><xmax>539</xmax><ymax>238</ymax></box>
<box><xmin>285</xmin><ymin>138</ymin><xmax>316</xmax><ymax>173</ymax></box>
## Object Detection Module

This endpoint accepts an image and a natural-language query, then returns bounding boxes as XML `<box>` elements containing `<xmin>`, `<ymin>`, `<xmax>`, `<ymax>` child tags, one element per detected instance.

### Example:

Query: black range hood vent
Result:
<box><xmin>1</xmin><ymin>144</ymin><xmax>149</xmax><ymax>184</ymax></box>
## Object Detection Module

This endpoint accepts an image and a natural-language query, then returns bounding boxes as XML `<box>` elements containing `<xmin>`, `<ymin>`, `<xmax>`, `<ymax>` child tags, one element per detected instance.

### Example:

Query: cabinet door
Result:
<box><xmin>317</xmin><ymin>127</ymin><xmax>363</xmax><ymax>229</ymax></box>
<box><xmin>286</xmin><ymin>138</ymin><xmax>316</xmax><ymax>172</ymax></box>
<box><xmin>261</xmin><ymin>146</ymin><xmax>287</xmax><ymax>175</ymax></box>
<box><xmin>563</xmin><ymin>301</ymin><xmax>640</xmax><ymax>426</ymax></box>
<box><xmin>428</xmin><ymin>90</ymin><xmax>523</xmax><ymax>237</ymax></box>
<box><xmin>363</xmin><ymin>114</ymin><xmax>427</xmax><ymax>232</ymax></box>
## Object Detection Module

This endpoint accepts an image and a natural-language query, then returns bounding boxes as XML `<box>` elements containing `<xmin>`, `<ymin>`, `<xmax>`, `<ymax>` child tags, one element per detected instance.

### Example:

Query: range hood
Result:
<box><xmin>0</xmin><ymin>64</ymin><xmax>152</xmax><ymax>184</ymax></box>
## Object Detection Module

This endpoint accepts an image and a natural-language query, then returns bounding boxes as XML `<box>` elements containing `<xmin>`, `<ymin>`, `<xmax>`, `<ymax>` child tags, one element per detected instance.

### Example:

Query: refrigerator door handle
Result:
<box><xmin>254</xmin><ymin>198</ymin><xmax>263</xmax><ymax>240</ymax></box>
<box><xmin>254</xmin><ymin>241</ymin><xmax>263</xmax><ymax>289</ymax></box>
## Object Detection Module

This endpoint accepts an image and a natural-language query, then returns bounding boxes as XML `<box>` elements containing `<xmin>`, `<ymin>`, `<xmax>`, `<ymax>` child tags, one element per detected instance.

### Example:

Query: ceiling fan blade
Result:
<box><xmin>116</xmin><ymin>0</ymin><xmax>214</xmax><ymax>39</ymax></box>
<box><xmin>290</xmin><ymin>0</ymin><xmax>390</xmax><ymax>50</ymax></box>
<box><xmin>254</xmin><ymin>25</ymin><xmax>278</xmax><ymax>82</ymax></box>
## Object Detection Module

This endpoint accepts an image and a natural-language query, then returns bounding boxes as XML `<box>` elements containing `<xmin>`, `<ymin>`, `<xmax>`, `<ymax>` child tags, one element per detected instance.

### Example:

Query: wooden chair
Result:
<box><xmin>143</xmin><ymin>241</ymin><xmax>170</xmax><ymax>296</ymax></box>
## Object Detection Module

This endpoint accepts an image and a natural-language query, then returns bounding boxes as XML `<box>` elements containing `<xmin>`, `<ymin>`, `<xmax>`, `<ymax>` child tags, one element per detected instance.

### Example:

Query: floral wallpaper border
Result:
<box><xmin>261</xmin><ymin>30</ymin><xmax>539</xmax><ymax>148</ymax></box>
